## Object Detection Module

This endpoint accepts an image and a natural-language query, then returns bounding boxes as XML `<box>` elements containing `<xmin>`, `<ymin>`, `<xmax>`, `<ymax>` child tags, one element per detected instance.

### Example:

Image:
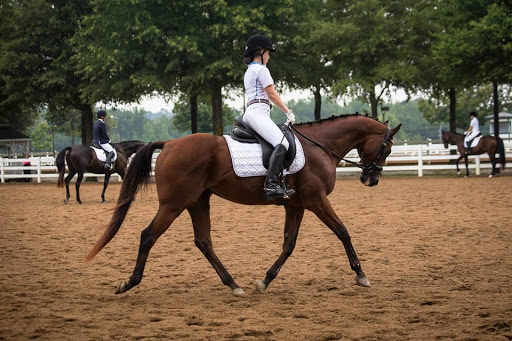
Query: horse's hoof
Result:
<box><xmin>232</xmin><ymin>288</ymin><xmax>246</xmax><ymax>297</ymax></box>
<box><xmin>115</xmin><ymin>281</ymin><xmax>128</xmax><ymax>294</ymax></box>
<box><xmin>64</xmin><ymin>198</ymin><xmax>69</xmax><ymax>204</ymax></box>
<box><xmin>489</xmin><ymin>174</ymin><xmax>494</xmax><ymax>178</ymax></box>
<box><xmin>255</xmin><ymin>280</ymin><xmax>266</xmax><ymax>294</ymax></box>
<box><xmin>355</xmin><ymin>275</ymin><xmax>371</xmax><ymax>287</ymax></box>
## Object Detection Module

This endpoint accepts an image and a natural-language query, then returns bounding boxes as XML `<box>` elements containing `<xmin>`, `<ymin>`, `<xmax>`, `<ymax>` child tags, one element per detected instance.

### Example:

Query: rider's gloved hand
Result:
<box><xmin>286</xmin><ymin>110</ymin><xmax>295</xmax><ymax>125</ymax></box>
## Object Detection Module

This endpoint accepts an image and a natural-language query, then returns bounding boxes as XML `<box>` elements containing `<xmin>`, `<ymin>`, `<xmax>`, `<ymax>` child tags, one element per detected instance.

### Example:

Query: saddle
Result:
<box><xmin>229</xmin><ymin>116</ymin><xmax>296</xmax><ymax>169</ymax></box>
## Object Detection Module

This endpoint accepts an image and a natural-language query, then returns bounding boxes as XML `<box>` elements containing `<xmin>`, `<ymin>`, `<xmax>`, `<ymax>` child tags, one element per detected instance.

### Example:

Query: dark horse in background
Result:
<box><xmin>86</xmin><ymin>114</ymin><xmax>401</xmax><ymax>297</ymax></box>
<box><xmin>441</xmin><ymin>130</ymin><xmax>505</xmax><ymax>177</ymax></box>
<box><xmin>56</xmin><ymin>141</ymin><xmax>146</xmax><ymax>204</ymax></box>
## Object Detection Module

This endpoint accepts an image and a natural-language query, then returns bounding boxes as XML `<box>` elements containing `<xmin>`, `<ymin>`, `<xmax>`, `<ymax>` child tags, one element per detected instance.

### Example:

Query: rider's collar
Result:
<box><xmin>249</xmin><ymin>61</ymin><xmax>261</xmax><ymax>65</ymax></box>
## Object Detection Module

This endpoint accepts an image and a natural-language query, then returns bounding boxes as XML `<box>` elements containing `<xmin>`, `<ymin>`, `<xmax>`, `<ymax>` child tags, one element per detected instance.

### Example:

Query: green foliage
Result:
<box><xmin>31</xmin><ymin>122</ymin><xmax>53</xmax><ymax>151</ymax></box>
<box><xmin>172</xmin><ymin>97</ymin><xmax>239</xmax><ymax>134</ymax></box>
<box><xmin>419</xmin><ymin>84</ymin><xmax>512</xmax><ymax>132</ymax></box>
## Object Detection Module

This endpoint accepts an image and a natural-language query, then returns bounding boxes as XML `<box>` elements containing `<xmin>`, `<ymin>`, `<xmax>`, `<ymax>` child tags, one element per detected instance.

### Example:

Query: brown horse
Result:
<box><xmin>86</xmin><ymin>115</ymin><xmax>401</xmax><ymax>296</ymax></box>
<box><xmin>56</xmin><ymin>141</ymin><xmax>146</xmax><ymax>204</ymax></box>
<box><xmin>441</xmin><ymin>130</ymin><xmax>505</xmax><ymax>177</ymax></box>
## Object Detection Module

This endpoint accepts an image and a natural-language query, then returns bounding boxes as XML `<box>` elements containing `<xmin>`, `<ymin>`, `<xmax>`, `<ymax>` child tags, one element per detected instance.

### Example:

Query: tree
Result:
<box><xmin>326</xmin><ymin>0</ymin><xmax>419</xmax><ymax>119</ymax></box>
<box><xmin>76</xmin><ymin>0</ymin><xmax>306</xmax><ymax>136</ymax></box>
<box><xmin>173</xmin><ymin>96</ymin><xmax>238</xmax><ymax>134</ymax></box>
<box><xmin>441</xmin><ymin>2</ymin><xmax>512</xmax><ymax>136</ymax></box>
<box><xmin>31</xmin><ymin>122</ymin><xmax>53</xmax><ymax>152</ymax></box>
<box><xmin>0</xmin><ymin>0</ymin><xmax>97</xmax><ymax>144</ymax></box>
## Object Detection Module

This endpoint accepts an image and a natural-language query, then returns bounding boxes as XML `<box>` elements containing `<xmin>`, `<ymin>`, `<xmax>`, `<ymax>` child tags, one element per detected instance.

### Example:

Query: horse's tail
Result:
<box><xmin>56</xmin><ymin>147</ymin><xmax>71</xmax><ymax>188</ymax></box>
<box><xmin>85</xmin><ymin>141</ymin><xmax>166</xmax><ymax>261</ymax></box>
<box><xmin>497</xmin><ymin>136</ymin><xmax>506</xmax><ymax>170</ymax></box>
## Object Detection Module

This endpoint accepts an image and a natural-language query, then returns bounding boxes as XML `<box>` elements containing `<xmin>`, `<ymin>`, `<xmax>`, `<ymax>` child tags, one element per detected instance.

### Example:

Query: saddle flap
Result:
<box><xmin>229</xmin><ymin>116</ymin><xmax>296</xmax><ymax>169</ymax></box>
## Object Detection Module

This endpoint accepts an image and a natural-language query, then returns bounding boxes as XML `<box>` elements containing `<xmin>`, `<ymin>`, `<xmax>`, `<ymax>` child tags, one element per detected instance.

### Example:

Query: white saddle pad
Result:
<box><xmin>223</xmin><ymin>135</ymin><xmax>305</xmax><ymax>177</ymax></box>
<box><xmin>91</xmin><ymin>147</ymin><xmax>117</xmax><ymax>162</ymax></box>
<box><xmin>468</xmin><ymin>135</ymin><xmax>483</xmax><ymax>148</ymax></box>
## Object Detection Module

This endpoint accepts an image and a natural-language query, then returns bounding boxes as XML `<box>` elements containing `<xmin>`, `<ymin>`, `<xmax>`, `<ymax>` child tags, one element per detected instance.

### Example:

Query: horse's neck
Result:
<box><xmin>117</xmin><ymin>142</ymin><xmax>142</xmax><ymax>157</ymax></box>
<box><xmin>449</xmin><ymin>133</ymin><xmax>464</xmax><ymax>144</ymax></box>
<box><xmin>298</xmin><ymin>117</ymin><xmax>377</xmax><ymax>158</ymax></box>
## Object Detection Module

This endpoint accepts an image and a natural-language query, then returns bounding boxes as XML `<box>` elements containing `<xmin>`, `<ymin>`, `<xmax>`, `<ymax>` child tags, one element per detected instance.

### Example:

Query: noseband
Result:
<box><xmin>290</xmin><ymin>124</ymin><xmax>392</xmax><ymax>174</ymax></box>
<box><xmin>357</xmin><ymin>126</ymin><xmax>392</xmax><ymax>175</ymax></box>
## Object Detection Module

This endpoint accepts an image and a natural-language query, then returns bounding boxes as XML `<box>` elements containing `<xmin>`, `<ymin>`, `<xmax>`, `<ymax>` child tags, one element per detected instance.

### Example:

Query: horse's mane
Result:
<box><xmin>294</xmin><ymin>113</ymin><xmax>382</xmax><ymax>126</ymax></box>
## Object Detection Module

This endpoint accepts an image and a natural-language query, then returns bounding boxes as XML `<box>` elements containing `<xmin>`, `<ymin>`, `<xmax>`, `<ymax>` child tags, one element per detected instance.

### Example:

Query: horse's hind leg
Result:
<box><xmin>64</xmin><ymin>170</ymin><xmax>76</xmax><ymax>204</ymax></box>
<box><xmin>455</xmin><ymin>155</ymin><xmax>465</xmax><ymax>176</ymax></box>
<box><xmin>187</xmin><ymin>191</ymin><xmax>244</xmax><ymax>296</ymax></box>
<box><xmin>256</xmin><ymin>206</ymin><xmax>304</xmax><ymax>294</ymax></box>
<box><xmin>101</xmin><ymin>173</ymin><xmax>111</xmax><ymax>202</ymax></box>
<box><xmin>115</xmin><ymin>205</ymin><xmax>182</xmax><ymax>294</ymax></box>
<box><xmin>488</xmin><ymin>152</ymin><xmax>497</xmax><ymax>177</ymax></box>
<box><xmin>75</xmin><ymin>172</ymin><xmax>84</xmax><ymax>204</ymax></box>
<box><xmin>464</xmin><ymin>156</ymin><xmax>470</xmax><ymax>177</ymax></box>
<box><xmin>311</xmin><ymin>197</ymin><xmax>370</xmax><ymax>287</ymax></box>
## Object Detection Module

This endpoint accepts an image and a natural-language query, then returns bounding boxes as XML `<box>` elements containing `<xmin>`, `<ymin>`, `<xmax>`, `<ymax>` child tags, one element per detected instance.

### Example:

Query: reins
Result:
<box><xmin>289</xmin><ymin>124</ymin><xmax>392</xmax><ymax>173</ymax></box>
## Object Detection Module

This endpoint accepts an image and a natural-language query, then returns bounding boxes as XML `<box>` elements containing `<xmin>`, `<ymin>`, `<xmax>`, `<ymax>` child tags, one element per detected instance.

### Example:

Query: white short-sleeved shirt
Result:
<box><xmin>244</xmin><ymin>62</ymin><xmax>273</xmax><ymax>102</ymax></box>
<box><xmin>470</xmin><ymin>117</ymin><xmax>480</xmax><ymax>134</ymax></box>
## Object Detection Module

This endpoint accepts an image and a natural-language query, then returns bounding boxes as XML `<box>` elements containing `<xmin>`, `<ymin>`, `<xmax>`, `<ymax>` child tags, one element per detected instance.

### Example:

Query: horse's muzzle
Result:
<box><xmin>360</xmin><ymin>173</ymin><xmax>379</xmax><ymax>187</ymax></box>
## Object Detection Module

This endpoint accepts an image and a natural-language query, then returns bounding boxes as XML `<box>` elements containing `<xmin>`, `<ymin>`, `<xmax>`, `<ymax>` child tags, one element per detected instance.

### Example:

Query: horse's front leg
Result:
<box><xmin>310</xmin><ymin>197</ymin><xmax>370</xmax><ymax>287</ymax></box>
<box><xmin>187</xmin><ymin>191</ymin><xmax>243</xmax><ymax>297</ymax></box>
<box><xmin>255</xmin><ymin>206</ymin><xmax>304</xmax><ymax>294</ymax></box>
<box><xmin>101</xmin><ymin>173</ymin><xmax>111</xmax><ymax>202</ymax></box>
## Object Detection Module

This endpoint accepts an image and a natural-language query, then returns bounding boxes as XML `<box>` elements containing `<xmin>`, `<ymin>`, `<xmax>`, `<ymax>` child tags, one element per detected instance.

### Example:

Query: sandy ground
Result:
<box><xmin>0</xmin><ymin>175</ymin><xmax>511</xmax><ymax>341</ymax></box>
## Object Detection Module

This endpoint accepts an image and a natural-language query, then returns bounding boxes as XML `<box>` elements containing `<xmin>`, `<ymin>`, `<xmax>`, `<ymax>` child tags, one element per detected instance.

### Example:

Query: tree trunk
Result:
<box><xmin>448</xmin><ymin>88</ymin><xmax>456</xmax><ymax>132</ymax></box>
<box><xmin>493</xmin><ymin>80</ymin><xmax>499</xmax><ymax>137</ymax></box>
<box><xmin>369</xmin><ymin>90</ymin><xmax>378</xmax><ymax>119</ymax></box>
<box><xmin>313</xmin><ymin>86</ymin><xmax>322</xmax><ymax>121</ymax></box>
<box><xmin>190</xmin><ymin>94</ymin><xmax>198</xmax><ymax>134</ymax></box>
<box><xmin>80</xmin><ymin>106</ymin><xmax>93</xmax><ymax>145</ymax></box>
<box><xmin>448</xmin><ymin>88</ymin><xmax>457</xmax><ymax>156</ymax></box>
<box><xmin>211</xmin><ymin>84</ymin><xmax>223</xmax><ymax>136</ymax></box>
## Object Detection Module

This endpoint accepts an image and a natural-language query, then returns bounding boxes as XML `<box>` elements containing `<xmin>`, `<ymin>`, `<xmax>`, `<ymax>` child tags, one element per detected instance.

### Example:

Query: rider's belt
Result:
<box><xmin>247</xmin><ymin>98</ymin><xmax>271</xmax><ymax>108</ymax></box>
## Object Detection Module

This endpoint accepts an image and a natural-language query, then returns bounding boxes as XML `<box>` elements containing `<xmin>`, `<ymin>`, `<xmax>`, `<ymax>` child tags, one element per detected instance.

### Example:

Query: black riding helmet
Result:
<box><xmin>469</xmin><ymin>111</ymin><xmax>478</xmax><ymax>118</ymax></box>
<box><xmin>97</xmin><ymin>109</ymin><xmax>107</xmax><ymax>119</ymax></box>
<box><xmin>245</xmin><ymin>35</ymin><xmax>275</xmax><ymax>55</ymax></box>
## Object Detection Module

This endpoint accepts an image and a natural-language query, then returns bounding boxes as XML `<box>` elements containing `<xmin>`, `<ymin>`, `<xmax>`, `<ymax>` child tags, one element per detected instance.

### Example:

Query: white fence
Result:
<box><xmin>2</xmin><ymin>142</ymin><xmax>511</xmax><ymax>183</ymax></box>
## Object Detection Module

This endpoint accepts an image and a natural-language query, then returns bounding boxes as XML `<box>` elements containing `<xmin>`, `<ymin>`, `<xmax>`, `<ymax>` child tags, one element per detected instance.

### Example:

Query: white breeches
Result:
<box><xmin>243</xmin><ymin>103</ymin><xmax>289</xmax><ymax>150</ymax></box>
<box><xmin>100</xmin><ymin>143</ymin><xmax>114</xmax><ymax>153</ymax></box>
<box><xmin>464</xmin><ymin>131</ymin><xmax>480</xmax><ymax>148</ymax></box>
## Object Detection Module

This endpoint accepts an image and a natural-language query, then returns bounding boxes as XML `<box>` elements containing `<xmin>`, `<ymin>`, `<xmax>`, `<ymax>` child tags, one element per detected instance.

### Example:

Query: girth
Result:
<box><xmin>229</xmin><ymin>116</ymin><xmax>296</xmax><ymax>169</ymax></box>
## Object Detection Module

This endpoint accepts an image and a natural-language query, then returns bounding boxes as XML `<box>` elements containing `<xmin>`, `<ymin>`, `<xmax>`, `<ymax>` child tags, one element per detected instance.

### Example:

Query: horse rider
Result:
<box><xmin>93</xmin><ymin>109</ymin><xmax>115</xmax><ymax>169</ymax></box>
<box><xmin>242</xmin><ymin>34</ymin><xmax>296</xmax><ymax>200</ymax></box>
<box><xmin>464</xmin><ymin>111</ymin><xmax>481</xmax><ymax>154</ymax></box>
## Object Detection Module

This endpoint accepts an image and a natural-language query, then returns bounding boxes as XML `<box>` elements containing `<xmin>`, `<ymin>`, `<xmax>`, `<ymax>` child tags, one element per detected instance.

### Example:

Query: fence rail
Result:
<box><xmin>2</xmin><ymin>142</ymin><xmax>511</xmax><ymax>183</ymax></box>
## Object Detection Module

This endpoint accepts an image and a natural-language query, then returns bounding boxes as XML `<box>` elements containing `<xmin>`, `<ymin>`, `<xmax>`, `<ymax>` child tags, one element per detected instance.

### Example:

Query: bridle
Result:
<box><xmin>290</xmin><ymin>124</ymin><xmax>392</xmax><ymax>175</ymax></box>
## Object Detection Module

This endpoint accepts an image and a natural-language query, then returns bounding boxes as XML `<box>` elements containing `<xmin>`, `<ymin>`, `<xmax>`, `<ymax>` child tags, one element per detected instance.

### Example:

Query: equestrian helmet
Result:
<box><xmin>97</xmin><ymin>109</ymin><xmax>107</xmax><ymax>118</ymax></box>
<box><xmin>245</xmin><ymin>35</ymin><xmax>275</xmax><ymax>55</ymax></box>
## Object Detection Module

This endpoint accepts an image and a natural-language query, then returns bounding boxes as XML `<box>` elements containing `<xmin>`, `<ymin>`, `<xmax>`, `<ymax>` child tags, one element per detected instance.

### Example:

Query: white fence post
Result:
<box><xmin>418</xmin><ymin>144</ymin><xmax>423</xmax><ymax>177</ymax></box>
<box><xmin>0</xmin><ymin>158</ymin><xmax>4</xmax><ymax>183</ymax></box>
<box><xmin>475</xmin><ymin>155</ymin><xmax>481</xmax><ymax>176</ymax></box>
<box><xmin>37</xmin><ymin>157</ymin><xmax>41</xmax><ymax>183</ymax></box>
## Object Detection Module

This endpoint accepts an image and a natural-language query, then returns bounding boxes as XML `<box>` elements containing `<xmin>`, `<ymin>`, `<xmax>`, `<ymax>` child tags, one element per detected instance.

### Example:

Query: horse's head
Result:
<box><xmin>358</xmin><ymin>123</ymin><xmax>401</xmax><ymax>187</ymax></box>
<box><xmin>441</xmin><ymin>130</ymin><xmax>450</xmax><ymax>148</ymax></box>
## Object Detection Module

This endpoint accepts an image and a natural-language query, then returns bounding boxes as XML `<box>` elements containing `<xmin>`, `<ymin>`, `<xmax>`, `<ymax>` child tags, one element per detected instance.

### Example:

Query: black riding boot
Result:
<box><xmin>104</xmin><ymin>151</ymin><xmax>115</xmax><ymax>169</ymax></box>
<box><xmin>264</xmin><ymin>144</ymin><xmax>295</xmax><ymax>200</ymax></box>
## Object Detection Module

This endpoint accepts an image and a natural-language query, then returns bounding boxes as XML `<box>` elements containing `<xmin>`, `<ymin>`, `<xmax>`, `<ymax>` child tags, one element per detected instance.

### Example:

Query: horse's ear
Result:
<box><xmin>384</xmin><ymin>120</ymin><xmax>389</xmax><ymax>126</ymax></box>
<box><xmin>390</xmin><ymin>124</ymin><xmax>402</xmax><ymax>137</ymax></box>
